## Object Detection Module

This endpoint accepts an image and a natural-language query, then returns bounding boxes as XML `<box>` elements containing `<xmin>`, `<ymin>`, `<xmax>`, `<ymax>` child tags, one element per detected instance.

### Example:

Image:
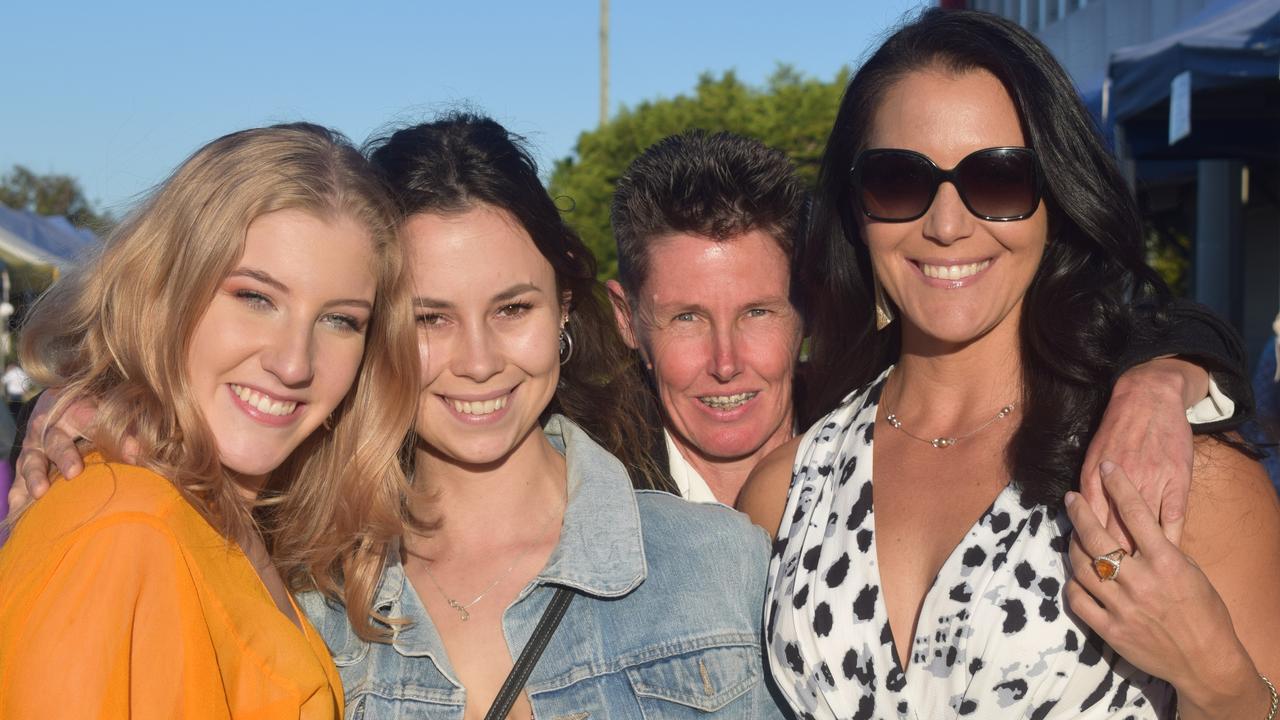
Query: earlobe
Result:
<box><xmin>605</xmin><ymin>279</ymin><xmax>640</xmax><ymax>350</ymax></box>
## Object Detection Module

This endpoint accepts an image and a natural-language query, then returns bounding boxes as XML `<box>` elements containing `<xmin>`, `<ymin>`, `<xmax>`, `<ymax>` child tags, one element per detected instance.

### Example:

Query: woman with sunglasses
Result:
<box><xmin>740</xmin><ymin>9</ymin><xmax>1280</xmax><ymax>720</ymax></box>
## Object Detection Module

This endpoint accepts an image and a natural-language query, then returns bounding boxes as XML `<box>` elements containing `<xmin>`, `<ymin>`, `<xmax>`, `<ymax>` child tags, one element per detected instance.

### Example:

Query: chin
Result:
<box><xmin>218</xmin><ymin>450</ymin><xmax>289</xmax><ymax>478</ymax></box>
<box><xmin>688</xmin><ymin>427</ymin><xmax>771</xmax><ymax>461</ymax></box>
<box><xmin>906</xmin><ymin>308</ymin><xmax>1012</xmax><ymax>347</ymax></box>
<box><xmin>213</xmin><ymin>427</ymin><xmax>313</xmax><ymax>478</ymax></box>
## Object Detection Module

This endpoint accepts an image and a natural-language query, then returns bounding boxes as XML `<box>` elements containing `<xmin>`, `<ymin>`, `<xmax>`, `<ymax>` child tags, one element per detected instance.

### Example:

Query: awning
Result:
<box><xmin>0</xmin><ymin>205</ymin><xmax>97</xmax><ymax>267</ymax></box>
<box><xmin>1105</xmin><ymin>0</ymin><xmax>1280</xmax><ymax>160</ymax></box>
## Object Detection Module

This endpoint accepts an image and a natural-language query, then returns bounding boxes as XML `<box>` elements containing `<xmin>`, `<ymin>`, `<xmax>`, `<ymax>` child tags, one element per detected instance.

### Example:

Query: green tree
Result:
<box><xmin>549</xmin><ymin>65</ymin><xmax>848</xmax><ymax>279</ymax></box>
<box><xmin>0</xmin><ymin>165</ymin><xmax>113</xmax><ymax>233</ymax></box>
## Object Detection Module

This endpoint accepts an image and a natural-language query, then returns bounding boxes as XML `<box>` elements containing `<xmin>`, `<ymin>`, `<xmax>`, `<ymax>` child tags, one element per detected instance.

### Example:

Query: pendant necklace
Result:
<box><xmin>405</xmin><ymin>497</ymin><xmax>564</xmax><ymax>622</ymax></box>
<box><xmin>882</xmin><ymin>373</ymin><xmax>1016</xmax><ymax>449</ymax></box>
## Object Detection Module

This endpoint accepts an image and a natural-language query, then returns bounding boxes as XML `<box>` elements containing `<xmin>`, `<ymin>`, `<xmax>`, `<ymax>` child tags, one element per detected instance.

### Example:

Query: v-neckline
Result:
<box><xmin>861</xmin><ymin>382</ymin><xmax>1014</xmax><ymax>681</ymax></box>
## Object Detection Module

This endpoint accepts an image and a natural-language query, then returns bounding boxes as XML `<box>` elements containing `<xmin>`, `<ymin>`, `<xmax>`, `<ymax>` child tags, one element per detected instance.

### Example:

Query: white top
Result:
<box><xmin>1187</xmin><ymin>375</ymin><xmax>1234</xmax><ymax>424</ymax></box>
<box><xmin>664</xmin><ymin>430</ymin><xmax>719</xmax><ymax>504</ymax></box>
<box><xmin>765</xmin><ymin>368</ymin><xmax>1172</xmax><ymax>719</ymax></box>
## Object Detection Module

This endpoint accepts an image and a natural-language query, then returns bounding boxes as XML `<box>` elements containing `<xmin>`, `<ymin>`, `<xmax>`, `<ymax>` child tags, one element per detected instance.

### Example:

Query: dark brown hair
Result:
<box><xmin>368</xmin><ymin>112</ymin><xmax>671</xmax><ymax>492</ymax></box>
<box><xmin>802</xmin><ymin>9</ymin><xmax>1169</xmax><ymax>505</ymax></box>
<box><xmin>610</xmin><ymin>130</ymin><xmax>808</xmax><ymax>313</ymax></box>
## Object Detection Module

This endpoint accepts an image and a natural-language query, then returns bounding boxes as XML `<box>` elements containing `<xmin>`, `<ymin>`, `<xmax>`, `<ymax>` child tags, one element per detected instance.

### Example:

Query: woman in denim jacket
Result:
<box><xmin>295</xmin><ymin>114</ymin><xmax>787</xmax><ymax>719</ymax></box>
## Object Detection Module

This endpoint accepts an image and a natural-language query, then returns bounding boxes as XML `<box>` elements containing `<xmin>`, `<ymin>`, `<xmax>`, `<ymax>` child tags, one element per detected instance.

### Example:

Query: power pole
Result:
<box><xmin>599</xmin><ymin>0</ymin><xmax>609</xmax><ymax>126</ymax></box>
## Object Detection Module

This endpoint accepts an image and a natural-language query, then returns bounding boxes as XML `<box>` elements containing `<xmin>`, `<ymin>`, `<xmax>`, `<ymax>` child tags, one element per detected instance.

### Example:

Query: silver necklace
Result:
<box><xmin>405</xmin><ymin>500</ymin><xmax>563</xmax><ymax>622</ymax></box>
<box><xmin>410</xmin><ymin>550</ymin><xmax>525</xmax><ymax>622</ymax></box>
<box><xmin>882</xmin><ymin>380</ymin><xmax>1016</xmax><ymax>449</ymax></box>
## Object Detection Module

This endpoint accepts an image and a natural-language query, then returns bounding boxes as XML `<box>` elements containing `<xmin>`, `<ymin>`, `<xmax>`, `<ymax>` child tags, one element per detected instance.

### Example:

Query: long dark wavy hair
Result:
<box><xmin>367</xmin><ymin>112</ymin><xmax>671</xmax><ymax>493</ymax></box>
<box><xmin>801</xmin><ymin>8</ymin><xmax>1170</xmax><ymax>505</ymax></box>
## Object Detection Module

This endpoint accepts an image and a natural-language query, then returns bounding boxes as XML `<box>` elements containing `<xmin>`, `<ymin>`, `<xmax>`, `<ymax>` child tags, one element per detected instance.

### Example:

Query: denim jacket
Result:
<box><xmin>298</xmin><ymin>415</ymin><xmax>787</xmax><ymax>719</ymax></box>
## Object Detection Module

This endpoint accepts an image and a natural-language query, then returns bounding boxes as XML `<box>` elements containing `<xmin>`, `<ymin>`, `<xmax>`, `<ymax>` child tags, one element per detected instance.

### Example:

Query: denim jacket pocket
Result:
<box><xmin>625</xmin><ymin>644</ymin><xmax>760</xmax><ymax>716</ymax></box>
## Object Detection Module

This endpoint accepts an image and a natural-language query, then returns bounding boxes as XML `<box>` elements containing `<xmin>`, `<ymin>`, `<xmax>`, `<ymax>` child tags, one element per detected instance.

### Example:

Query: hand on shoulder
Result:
<box><xmin>1063</xmin><ymin>439</ymin><xmax>1280</xmax><ymax>718</ymax></box>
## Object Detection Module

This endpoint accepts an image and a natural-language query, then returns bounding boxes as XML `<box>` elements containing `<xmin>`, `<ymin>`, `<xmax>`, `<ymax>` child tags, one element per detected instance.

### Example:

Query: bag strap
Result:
<box><xmin>482</xmin><ymin>586</ymin><xmax>575</xmax><ymax>720</ymax></box>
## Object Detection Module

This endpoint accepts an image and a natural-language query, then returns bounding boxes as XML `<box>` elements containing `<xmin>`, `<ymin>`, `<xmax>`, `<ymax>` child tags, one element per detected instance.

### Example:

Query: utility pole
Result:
<box><xmin>599</xmin><ymin>0</ymin><xmax>609</xmax><ymax>126</ymax></box>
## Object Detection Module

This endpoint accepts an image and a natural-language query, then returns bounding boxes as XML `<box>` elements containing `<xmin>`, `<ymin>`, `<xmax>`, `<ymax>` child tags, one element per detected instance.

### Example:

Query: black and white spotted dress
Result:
<box><xmin>765</xmin><ymin>370</ymin><xmax>1174</xmax><ymax>719</ymax></box>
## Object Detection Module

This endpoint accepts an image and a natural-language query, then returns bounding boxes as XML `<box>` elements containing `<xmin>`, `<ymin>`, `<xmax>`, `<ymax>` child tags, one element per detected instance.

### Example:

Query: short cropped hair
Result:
<box><xmin>610</xmin><ymin>130</ymin><xmax>806</xmax><ymax>300</ymax></box>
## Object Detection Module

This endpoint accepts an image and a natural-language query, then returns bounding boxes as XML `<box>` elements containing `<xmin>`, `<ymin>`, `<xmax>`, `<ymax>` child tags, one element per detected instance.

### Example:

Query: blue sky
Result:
<box><xmin>3</xmin><ymin>0</ymin><xmax>926</xmax><ymax>216</ymax></box>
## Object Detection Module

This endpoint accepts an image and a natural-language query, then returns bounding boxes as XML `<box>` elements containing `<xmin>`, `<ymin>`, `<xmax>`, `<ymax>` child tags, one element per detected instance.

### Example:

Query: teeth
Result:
<box><xmin>700</xmin><ymin>392</ymin><xmax>757</xmax><ymax>410</ymax></box>
<box><xmin>450</xmin><ymin>395</ymin><xmax>508</xmax><ymax>416</ymax></box>
<box><xmin>920</xmin><ymin>260</ymin><xmax>991</xmax><ymax>280</ymax></box>
<box><xmin>231</xmin><ymin>384</ymin><xmax>297</xmax><ymax>417</ymax></box>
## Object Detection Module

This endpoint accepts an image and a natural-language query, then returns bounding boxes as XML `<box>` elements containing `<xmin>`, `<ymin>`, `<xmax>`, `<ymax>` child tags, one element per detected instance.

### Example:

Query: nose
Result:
<box><xmin>921</xmin><ymin>181</ymin><xmax>975</xmax><ymax>246</ymax></box>
<box><xmin>452</xmin><ymin>323</ymin><xmax>502</xmax><ymax>383</ymax></box>
<box><xmin>262</xmin><ymin>321</ymin><xmax>316</xmax><ymax>388</ymax></box>
<box><xmin>706</xmin><ymin>322</ymin><xmax>743</xmax><ymax>383</ymax></box>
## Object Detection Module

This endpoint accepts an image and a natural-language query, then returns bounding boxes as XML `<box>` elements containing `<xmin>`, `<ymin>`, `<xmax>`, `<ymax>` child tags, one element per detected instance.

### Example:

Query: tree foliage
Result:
<box><xmin>548</xmin><ymin>65</ymin><xmax>849</xmax><ymax>279</ymax></box>
<box><xmin>0</xmin><ymin>165</ymin><xmax>112</xmax><ymax>233</ymax></box>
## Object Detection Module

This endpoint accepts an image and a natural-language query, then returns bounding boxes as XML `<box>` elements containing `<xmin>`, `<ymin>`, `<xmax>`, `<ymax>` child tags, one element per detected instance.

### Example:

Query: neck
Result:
<box><xmin>231</xmin><ymin>473</ymin><xmax>269</xmax><ymax>503</ymax></box>
<box><xmin>886</xmin><ymin>312</ymin><xmax>1023</xmax><ymax>435</ymax></box>
<box><xmin>408</xmin><ymin>426</ymin><xmax>567</xmax><ymax>549</ymax></box>
<box><xmin>670</xmin><ymin>410</ymin><xmax>794</xmax><ymax>505</ymax></box>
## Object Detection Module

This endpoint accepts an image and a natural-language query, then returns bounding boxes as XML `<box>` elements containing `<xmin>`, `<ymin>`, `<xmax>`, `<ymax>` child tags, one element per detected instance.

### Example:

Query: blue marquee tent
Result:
<box><xmin>0</xmin><ymin>205</ymin><xmax>98</xmax><ymax>268</ymax></box>
<box><xmin>1105</xmin><ymin>0</ymin><xmax>1280</xmax><ymax>160</ymax></box>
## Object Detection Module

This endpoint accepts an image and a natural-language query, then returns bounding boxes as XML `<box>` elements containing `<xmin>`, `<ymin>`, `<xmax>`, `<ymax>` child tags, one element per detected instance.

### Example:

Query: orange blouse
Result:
<box><xmin>0</xmin><ymin>456</ymin><xmax>343</xmax><ymax>719</ymax></box>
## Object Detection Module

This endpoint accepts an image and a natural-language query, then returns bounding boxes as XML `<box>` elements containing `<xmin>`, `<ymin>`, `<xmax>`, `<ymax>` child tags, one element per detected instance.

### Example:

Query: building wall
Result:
<box><xmin>967</xmin><ymin>0</ymin><xmax>1212</xmax><ymax>87</ymax></box>
<box><xmin>967</xmin><ymin>0</ymin><xmax>1280</xmax><ymax>368</ymax></box>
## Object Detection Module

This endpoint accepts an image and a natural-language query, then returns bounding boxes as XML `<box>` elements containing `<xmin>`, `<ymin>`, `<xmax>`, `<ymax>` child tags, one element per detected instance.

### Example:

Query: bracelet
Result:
<box><xmin>1264</xmin><ymin>673</ymin><xmax>1279</xmax><ymax>720</ymax></box>
<box><xmin>1176</xmin><ymin>674</ymin><xmax>1278</xmax><ymax>720</ymax></box>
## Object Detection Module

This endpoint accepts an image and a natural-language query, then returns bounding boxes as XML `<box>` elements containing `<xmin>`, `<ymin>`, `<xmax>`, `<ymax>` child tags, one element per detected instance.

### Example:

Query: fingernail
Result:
<box><xmin>1100</xmin><ymin>461</ymin><xmax>1116</xmax><ymax>476</ymax></box>
<box><xmin>1063</xmin><ymin>492</ymin><xmax>1076</xmax><ymax>507</ymax></box>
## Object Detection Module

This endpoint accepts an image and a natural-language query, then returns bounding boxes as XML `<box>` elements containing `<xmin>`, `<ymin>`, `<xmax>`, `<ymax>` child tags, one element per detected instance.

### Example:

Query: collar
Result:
<box><xmin>663</xmin><ymin>430</ymin><xmax>720</xmax><ymax>503</ymax></box>
<box><xmin>536</xmin><ymin>414</ymin><xmax>646</xmax><ymax>597</ymax></box>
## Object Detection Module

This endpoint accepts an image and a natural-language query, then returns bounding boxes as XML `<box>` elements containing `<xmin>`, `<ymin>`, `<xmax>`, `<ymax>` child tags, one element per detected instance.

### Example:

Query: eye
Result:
<box><xmin>235</xmin><ymin>289</ymin><xmax>274</xmax><ymax>310</ymax></box>
<box><xmin>415</xmin><ymin>312</ymin><xmax>446</xmax><ymax>328</ymax></box>
<box><xmin>673</xmin><ymin>312</ymin><xmax>697</xmax><ymax>323</ymax></box>
<box><xmin>322</xmin><ymin>313</ymin><xmax>364</xmax><ymax>333</ymax></box>
<box><xmin>746</xmin><ymin>308</ymin><xmax>771</xmax><ymax>318</ymax></box>
<box><xmin>496</xmin><ymin>302</ymin><xmax>532</xmax><ymax>318</ymax></box>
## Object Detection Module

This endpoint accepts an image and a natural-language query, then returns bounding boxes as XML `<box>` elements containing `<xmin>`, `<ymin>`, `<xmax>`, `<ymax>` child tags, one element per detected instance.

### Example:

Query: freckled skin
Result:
<box><xmin>613</xmin><ymin>231</ymin><xmax>802</xmax><ymax>470</ymax></box>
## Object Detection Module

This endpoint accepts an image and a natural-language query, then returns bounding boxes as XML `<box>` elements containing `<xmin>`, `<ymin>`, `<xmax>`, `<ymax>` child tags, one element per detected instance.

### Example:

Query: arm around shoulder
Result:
<box><xmin>737</xmin><ymin>435</ymin><xmax>803</xmax><ymax>539</ymax></box>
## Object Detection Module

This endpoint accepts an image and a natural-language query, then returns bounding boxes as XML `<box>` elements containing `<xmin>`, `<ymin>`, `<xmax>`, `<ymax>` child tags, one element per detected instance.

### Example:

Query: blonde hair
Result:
<box><xmin>19</xmin><ymin>123</ymin><xmax>420</xmax><ymax>640</ymax></box>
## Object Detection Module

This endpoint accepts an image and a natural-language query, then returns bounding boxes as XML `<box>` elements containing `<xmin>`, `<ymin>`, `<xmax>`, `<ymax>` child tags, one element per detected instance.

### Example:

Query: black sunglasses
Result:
<box><xmin>851</xmin><ymin>146</ymin><xmax>1043</xmax><ymax>222</ymax></box>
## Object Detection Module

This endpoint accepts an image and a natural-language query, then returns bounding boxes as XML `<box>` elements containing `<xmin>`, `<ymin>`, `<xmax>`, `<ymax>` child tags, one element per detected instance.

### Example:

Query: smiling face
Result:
<box><xmin>612</xmin><ymin>230</ymin><xmax>802</xmax><ymax>464</ymax></box>
<box><xmin>186</xmin><ymin>208</ymin><xmax>376</xmax><ymax>485</ymax></box>
<box><xmin>404</xmin><ymin>205</ymin><xmax>564</xmax><ymax>469</ymax></box>
<box><xmin>862</xmin><ymin>67</ymin><xmax>1048</xmax><ymax>348</ymax></box>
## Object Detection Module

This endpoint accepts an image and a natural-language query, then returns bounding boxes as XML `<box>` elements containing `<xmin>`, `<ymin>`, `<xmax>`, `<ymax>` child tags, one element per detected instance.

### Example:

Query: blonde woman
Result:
<box><xmin>0</xmin><ymin>124</ymin><xmax>418</xmax><ymax>718</ymax></box>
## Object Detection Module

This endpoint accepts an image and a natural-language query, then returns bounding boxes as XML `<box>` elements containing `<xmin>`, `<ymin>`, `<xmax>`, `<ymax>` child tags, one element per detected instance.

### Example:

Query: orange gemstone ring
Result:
<box><xmin>1093</xmin><ymin>548</ymin><xmax>1127</xmax><ymax>582</ymax></box>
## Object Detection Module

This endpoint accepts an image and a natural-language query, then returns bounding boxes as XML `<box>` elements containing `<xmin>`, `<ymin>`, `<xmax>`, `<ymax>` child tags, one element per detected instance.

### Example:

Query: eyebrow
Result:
<box><xmin>229</xmin><ymin>267</ymin><xmax>287</xmax><ymax>292</ymax></box>
<box><xmin>414</xmin><ymin>282</ymin><xmax>544</xmax><ymax>309</ymax></box>
<box><xmin>653</xmin><ymin>295</ymin><xmax>793</xmax><ymax>312</ymax></box>
<box><xmin>229</xmin><ymin>266</ymin><xmax>373</xmax><ymax>311</ymax></box>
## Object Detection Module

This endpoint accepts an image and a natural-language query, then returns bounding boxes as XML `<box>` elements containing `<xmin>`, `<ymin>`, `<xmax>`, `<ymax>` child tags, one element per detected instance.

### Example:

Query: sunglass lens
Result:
<box><xmin>859</xmin><ymin>153</ymin><xmax>934</xmax><ymax>221</ymax></box>
<box><xmin>957</xmin><ymin>150</ymin><xmax>1038</xmax><ymax>219</ymax></box>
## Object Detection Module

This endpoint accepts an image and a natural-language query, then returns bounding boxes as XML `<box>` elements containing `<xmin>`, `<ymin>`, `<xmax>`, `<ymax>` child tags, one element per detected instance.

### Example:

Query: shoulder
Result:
<box><xmin>1187</xmin><ymin>435</ymin><xmax>1280</xmax><ymax>541</ymax></box>
<box><xmin>634</xmin><ymin>491</ymin><xmax>770</xmax><ymax>564</ymax></box>
<box><xmin>736</xmin><ymin>435</ymin><xmax>804</xmax><ymax>538</ymax></box>
<box><xmin>12</xmin><ymin>457</ymin><xmax>192</xmax><ymax>540</ymax></box>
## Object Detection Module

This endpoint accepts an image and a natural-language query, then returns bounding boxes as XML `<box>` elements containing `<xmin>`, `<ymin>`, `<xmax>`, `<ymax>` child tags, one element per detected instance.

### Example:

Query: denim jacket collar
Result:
<box><xmin>536</xmin><ymin>414</ymin><xmax>646</xmax><ymax>596</ymax></box>
<box><xmin>368</xmin><ymin>414</ymin><xmax>646</xmax><ymax>659</ymax></box>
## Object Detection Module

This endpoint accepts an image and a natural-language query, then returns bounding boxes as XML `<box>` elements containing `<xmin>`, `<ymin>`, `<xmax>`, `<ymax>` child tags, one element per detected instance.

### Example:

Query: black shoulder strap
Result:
<box><xmin>482</xmin><ymin>586</ymin><xmax>575</xmax><ymax>720</ymax></box>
